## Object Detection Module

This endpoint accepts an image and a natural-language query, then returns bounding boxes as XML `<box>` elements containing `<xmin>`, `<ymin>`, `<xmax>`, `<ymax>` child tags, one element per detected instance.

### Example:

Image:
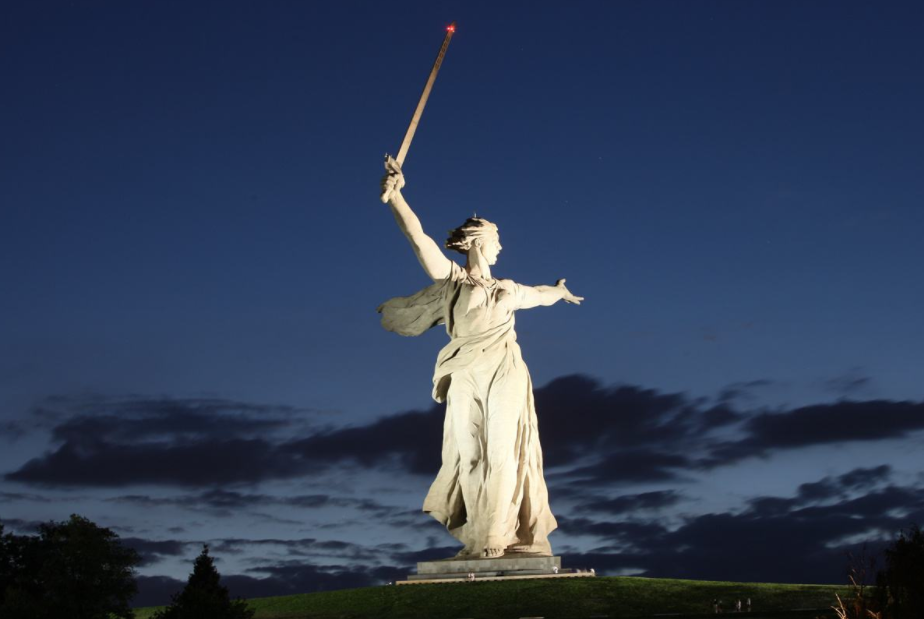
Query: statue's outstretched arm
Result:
<box><xmin>381</xmin><ymin>166</ymin><xmax>452</xmax><ymax>281</ymax></box>
<box><xmin>518</xmin><ymin>279</ymin><xmax>584</xmax><ymax>310</ymax></box>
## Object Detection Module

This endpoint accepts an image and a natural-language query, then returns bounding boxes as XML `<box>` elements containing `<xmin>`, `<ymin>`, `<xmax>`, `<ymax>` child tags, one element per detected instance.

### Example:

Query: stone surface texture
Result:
<box><xmin>379</xmin><ymin>167</ymin><xmax>583</xmax><ymax>560</ymax></box>
<box><xmin>417</xmin><ymin>555</ymin><xmax>561</xmax><ymax>576</ymax></box>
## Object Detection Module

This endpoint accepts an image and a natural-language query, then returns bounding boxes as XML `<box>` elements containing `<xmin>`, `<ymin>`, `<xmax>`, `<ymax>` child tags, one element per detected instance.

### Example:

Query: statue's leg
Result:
<box><xmin>447</xmin><ymin>370</ymin><xmax>486</xmax><ymax>555</ymax></box>
<box><xmin>482</xmin><ymin>366</ymin><xmax>528</xmax><ymax>557</ymax></box>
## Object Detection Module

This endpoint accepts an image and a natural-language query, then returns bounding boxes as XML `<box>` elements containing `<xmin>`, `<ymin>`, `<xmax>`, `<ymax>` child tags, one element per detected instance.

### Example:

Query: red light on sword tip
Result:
<box><xmin>447</xmin><ymin>25</ymin><xmax>455</xmax><ymax>32</ymax></box>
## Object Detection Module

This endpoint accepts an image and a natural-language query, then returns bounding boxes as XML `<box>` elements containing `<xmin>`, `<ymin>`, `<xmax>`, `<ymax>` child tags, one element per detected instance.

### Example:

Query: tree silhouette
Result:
<box><xmin>876</xmin><ymin>524</ymin><xmax>924</xmax><ymax>619</ymax></box>
<box><xmin>153</xmin><ymin>545</ymin><xmax>254</xmax><ymax>619</ymax></box>
<box><xmin>0</xmin><ymin>515</ymin><xmax>139</xmax><ymax>619</ymax></box>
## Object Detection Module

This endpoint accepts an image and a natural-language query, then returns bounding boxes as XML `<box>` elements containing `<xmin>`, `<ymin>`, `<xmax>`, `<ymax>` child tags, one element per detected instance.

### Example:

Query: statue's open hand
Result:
<box><xmin>556</xmin><ymin>278</ymin><xmax>584</xmax><ymax>305</ymax></box>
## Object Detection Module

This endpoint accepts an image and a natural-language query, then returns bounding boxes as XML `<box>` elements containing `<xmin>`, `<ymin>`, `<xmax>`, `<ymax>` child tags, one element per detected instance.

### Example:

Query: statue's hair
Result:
<box><xmin>445</xmin><ymin>217</ymin><xmax>499</xmax><ymax>255</ymax></box>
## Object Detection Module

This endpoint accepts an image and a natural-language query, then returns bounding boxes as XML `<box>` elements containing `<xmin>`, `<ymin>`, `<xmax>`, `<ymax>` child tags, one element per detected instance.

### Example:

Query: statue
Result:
<box><xmin>378</xmin><ymin>164</ymin><xmax>584</xmax><ymax>559</ymax></box>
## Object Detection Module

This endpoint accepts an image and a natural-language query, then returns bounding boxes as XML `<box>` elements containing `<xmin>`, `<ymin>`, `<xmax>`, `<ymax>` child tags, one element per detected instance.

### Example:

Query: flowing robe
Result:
<box><xmin>378</xmin><ymin>262</ymin><xmax>557</xmax><ymax>555</ymax></box>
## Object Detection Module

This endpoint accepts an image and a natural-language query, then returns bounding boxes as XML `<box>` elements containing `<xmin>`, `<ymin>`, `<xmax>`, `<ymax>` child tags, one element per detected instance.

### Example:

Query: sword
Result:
<box><xmin>380</xmin><ymin>22</ymin><xmax>456</xmax><ymax>203</ymax></box>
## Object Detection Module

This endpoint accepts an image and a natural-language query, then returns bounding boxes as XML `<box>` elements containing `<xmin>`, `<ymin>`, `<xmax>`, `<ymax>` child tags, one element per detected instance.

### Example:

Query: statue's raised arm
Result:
<box><xmin>381</xmin><ymin>158</ymin><xmax>452</xmax><ymax>281</ymax></box>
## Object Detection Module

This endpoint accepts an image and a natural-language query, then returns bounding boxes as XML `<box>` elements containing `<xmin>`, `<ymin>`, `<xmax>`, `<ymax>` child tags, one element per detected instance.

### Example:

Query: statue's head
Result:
<box><xmin>446</xmin><ymin>217</ymin><xmax>501</xmax><ymax>265</ymax></box>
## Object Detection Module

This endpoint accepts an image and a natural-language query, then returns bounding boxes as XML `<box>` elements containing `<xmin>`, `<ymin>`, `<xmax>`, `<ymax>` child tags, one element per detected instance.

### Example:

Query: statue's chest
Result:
<box><xmin>456</xmin><ymin>281</ymin><xmax>515</xmax><ymax>316</ymax></box>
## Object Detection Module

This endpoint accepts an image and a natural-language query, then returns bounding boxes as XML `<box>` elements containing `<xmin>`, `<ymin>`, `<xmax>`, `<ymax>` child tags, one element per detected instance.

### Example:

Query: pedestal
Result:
<box><xmin>397</xmin><ymin>554</ymin><xmax>593</xmax><ymax>585</ymax></box>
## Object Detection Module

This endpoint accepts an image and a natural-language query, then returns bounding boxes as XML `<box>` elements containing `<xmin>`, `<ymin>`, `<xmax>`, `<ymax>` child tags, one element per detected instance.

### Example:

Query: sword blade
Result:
<box><xmin>395</xmin><ymin>22</ymin><xmax>455</xmax><ymax>167</ymax></box>
<box><xmin>381</xmin><ymin>23</ymin><xmax>456</xmax><ymax>203</ymax></box>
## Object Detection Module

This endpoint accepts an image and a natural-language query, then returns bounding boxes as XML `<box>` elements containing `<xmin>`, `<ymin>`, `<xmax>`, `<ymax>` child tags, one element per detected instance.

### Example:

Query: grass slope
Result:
<box><xmin>134</xmin><ymin>576</ymin><xmax>849</xmax><ymax>619</ymax></box>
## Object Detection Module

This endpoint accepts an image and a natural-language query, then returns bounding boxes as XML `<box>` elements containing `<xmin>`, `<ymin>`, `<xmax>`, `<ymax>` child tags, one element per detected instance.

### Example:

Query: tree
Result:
<box><xmin>0</xmin><ymin>515</ymin><xmax>140</xmax><ymax>619</ymax></box>
<box><xmin>153</xmin><ymin>545</ymin><xmax>254</xmax><ymax>619</ymax></box>
<box><xmin>876</xmin><ymin>524</ymin><xmax>924</xmax><ymax>619</ymax></box>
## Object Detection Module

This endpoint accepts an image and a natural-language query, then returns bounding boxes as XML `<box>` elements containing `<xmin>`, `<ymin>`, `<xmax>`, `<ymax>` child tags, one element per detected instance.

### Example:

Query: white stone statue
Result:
<box><xmin>378</xmin><ymin>163</ymin><xmax>583</xmax><ymax>559</ymax></box>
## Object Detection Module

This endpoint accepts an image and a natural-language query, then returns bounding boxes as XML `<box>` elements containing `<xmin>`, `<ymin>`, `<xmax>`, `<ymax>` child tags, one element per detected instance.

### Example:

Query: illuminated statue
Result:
<box><xmin>379</xmin><ymin>163</ymin><xmax>583</xmax><ymax>558</ymax></box>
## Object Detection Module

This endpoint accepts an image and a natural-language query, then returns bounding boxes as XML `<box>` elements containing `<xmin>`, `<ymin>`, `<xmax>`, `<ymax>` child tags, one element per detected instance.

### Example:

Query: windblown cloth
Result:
<box><xmin>378</xmin><ymin>262</ymin><xmax>557</xmax><ymax>555</ymax></box>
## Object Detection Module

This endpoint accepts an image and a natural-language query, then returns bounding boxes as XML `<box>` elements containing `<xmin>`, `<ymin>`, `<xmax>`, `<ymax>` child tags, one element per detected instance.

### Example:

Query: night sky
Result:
<box><xmin>2</xmin><ymin>0</ymin><xmax>923</xmax><ymax>607</ymax></box>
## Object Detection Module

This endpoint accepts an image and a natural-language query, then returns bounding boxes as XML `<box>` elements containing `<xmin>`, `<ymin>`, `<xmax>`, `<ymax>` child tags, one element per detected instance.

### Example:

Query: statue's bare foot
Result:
<box><xmin>483</xmin><ymin>546</ymin><xmax>504</xmax><ymax>558</ymax></box>
<box><xmin>455</xmin><ymin>546</ymin><xmax>475</xmax><ymax>558</ymax></box>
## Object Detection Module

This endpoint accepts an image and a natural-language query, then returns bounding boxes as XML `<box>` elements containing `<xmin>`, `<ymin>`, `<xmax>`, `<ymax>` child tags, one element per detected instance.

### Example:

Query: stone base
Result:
<box><xmin>396</xmin><ymin>554</ymin><xmax>594</xmax><ymax>585</ymax></box>
<box><xmin>417</xmin><ymin>554</ymin><xmax>559</xmax><ymax>577</ymax></box>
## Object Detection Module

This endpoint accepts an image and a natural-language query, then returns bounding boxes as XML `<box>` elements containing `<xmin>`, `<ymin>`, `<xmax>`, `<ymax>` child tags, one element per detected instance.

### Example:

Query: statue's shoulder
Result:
<box><xmin>447</xmin><ymin>260</ymin><xmax>466</xmax><ymax>282</ymax></box>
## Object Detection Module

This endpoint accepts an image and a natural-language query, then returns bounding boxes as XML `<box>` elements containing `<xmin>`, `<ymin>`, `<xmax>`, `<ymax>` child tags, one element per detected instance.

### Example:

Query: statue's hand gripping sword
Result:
<box><xmin>381</xmin><ymin>22</ymin><xmax>456</xmax><ymax>203</ymax></box>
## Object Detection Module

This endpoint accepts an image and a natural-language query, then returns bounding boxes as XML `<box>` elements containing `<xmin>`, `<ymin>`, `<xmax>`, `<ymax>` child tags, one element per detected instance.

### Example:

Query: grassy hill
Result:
<box><xmin>133</xmin><ymin>576</ymin><xmax>850</xmax><ymax>619</ymax></box>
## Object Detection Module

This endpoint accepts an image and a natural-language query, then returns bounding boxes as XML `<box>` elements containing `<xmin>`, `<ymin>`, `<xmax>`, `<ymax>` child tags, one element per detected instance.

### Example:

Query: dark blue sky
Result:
<box><xmin>2</xmin><ymin>0</ymin><xmax>923</xmax><ymax>606</ymax></box>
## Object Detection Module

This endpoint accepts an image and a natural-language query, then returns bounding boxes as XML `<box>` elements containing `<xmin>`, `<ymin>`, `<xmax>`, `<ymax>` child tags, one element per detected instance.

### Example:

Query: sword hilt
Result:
<box><xmin>380</xmin><ymin>154</ymin><xmax>403</xmax><ymax>204</ymax></box>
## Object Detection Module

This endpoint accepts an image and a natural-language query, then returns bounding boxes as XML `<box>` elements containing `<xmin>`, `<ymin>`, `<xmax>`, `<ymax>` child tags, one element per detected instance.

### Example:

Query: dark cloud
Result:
<box><xmin>240</xmin><ymin>561</ymin><xmax>405</xmax><ymax>595</ymax></box>
<box><xmin>134</xmin><ymin>575</ymin><xmax>185</xmax><ymax>608</ymax></box>
<box><xmin>535</xmin><ymin>376</ymin><xmax>711</xmax><ymax>466</ymax></box>
<box><xmin>49</xmin><ymin>398</ymin><xmax>300</xmax><ymax>445</ymax></box>
<box><xmin>208</xmin><ymin>537</ymin><xmax>376</xmax><ymax>561</ymax></box>
<box><xmin>824</xmin><ymin>370</ymin><xmax>874</xmax><ymax>396</ymax></box>
<box><xmin>717</xmin><ymin>379</ymin><xmax>776</xmax><ymax>404</ymax></box>
<box><xmin>6</xmin><ymin>377</ymin><xmax>923</xmax><ymax>490</ymax></box>
<box><xmin>0</xmin><ymin>491</ymin><xmax>51</xmax><ymax>502</ymax></box>
<box><xmin>121</xmin><ymin>537</ymin><xmax>195</xmax><ymax>567</ymax></box>
<box><xmin>108</xmin><ymin>491</ymin><xmax>409</xmax><ymax>522</ymax></box>
<box><xmin>5</xmin><ymin>396</ymin><xmax>442</xmax><ymax>487</ymax></box>
<box><xmin>113</xmin><ymin>472</ymin><xmax>924</xmax><ymax>603</ymax></box>
<box><xmin>119</xmin><ymin>534</ymin><xmax>394</xmax><ymax>572</ymax></box>
<box><xmin>0</xmin><ymin>518</ymin><xmax>43</xmax><ymax>533</ymax></box>
<box><xmin>140</xmin><ymin>559</ymin><xmax>408</xmax><ymax>605</ymax></box>
<box><xmin>284</xmin><ymin>407</ymin><xmax>443</xmax><ymax>475</ymax></box>
<box><xmin>707</xmin><ymin>400</ymin><xmax>924</xmax><ymax>466</ymax></box>
<box><xmin>563</xmin><ymin>451</ymin><xmax>692</xmax><ymax>486</ymax></box>
<box><xmin>557</xmin><ymin>516</ymin><xmax>668</xmax><ymax>551</ymax></box>
<box><xmin>559</xmin><ymin>479</ymin><xmax>924</xmax><ymax>584</ymax></box>
<box><xmin>4</xmin><ymin>395</ymin><xmax>325</xmax><ymax>487</ymax></box>
<box><xmin>795</xmin><ymin>465</ymin><xmax>891</xmax><ymax>502</ymax></box>
<box><xmin>577</xmin><ymin>490</ymin><xmax>683</xmax><ymax>515</ymax></box>
<box><xmin>7</xmin><ymin>438</ymin><xmax>302</xmax><ymax>487</ymax></box>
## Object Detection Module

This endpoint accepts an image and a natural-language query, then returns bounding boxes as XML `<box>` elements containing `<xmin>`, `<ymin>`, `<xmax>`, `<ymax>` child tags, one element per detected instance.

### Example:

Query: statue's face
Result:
<box><xmin>480</xmin><ymin>235</ymin><xmax>502</xmax><ymax>265</ymax></box>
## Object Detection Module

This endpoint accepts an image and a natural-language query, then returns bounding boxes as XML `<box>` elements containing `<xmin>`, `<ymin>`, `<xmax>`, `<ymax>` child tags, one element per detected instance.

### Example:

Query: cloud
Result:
<box><xmin>823</xmin><ymin>369</ymin><xmax>874</xmax><ymax>396</ymax></box>
<box><xmin>121</xmin><ymin>537</ymin><xmax>196</xmax><ymax>567</ymax></box>
<box><xmin>135</xmin><ymin>557</ymin><xmax>408</xmax><ymax>607</ymax></box>
<box><xmin>559</xmin><ymin>476</ymin><xmax>924</xmax><ymax>584</ymax></box>
<box><xmin>0</xmin><ymin>491</ymin><xmax>52</xmax><ymax>502</ymax></box>
<box><xmin>116</xmin><ymin>471</ymin><xmax>924</xmax><ymax>602</ymax></box>
<box><xmin>706</xmin><ymin>400</ymin><xmax>924</xmax><ymax>466</ymax></box>
<box><xmin>282</xmin><ymin>407</ymin><xmax>443</xmax><ymax>475</ymax></box>
<box><xmin>795</xmin><ymin>465</ymin><xmax>891</xmax><ymax>503</ymax></box>
<box><xmin>562</xmin><ymin>451</ymin><xmax>692</xmax><ymax>486</ymax></box>
<box><xmin>107</xmin><ymin>491</ymin><xmax>409</xmax><ymax>521</ymax></box>
<box><xmin>134</xmin><ymin>575</ymin><xmax>185</xmax><ymax>608</ymax></box>
<box><xmin>716</xmin><ymin>379</ymin><xmax>777</xmax><ymax>404</ymax></box>
<box><xmin>7</xmin><ymin>438</ymin><xmax>303</xmax><ymax>487</ymax></box>
<box><xmin>206</xmin><ymin>537</ymin><xmax>380</xmax><ymax>562</ymax></box>
<box><xmin>0</xmin><ymin>518</ymin><xmax>44</xmax><ymax>533</ymax></box>
<box><xmin>577</xmin><ymin>490</ymin><xmax>683</xmax><ymax>515</ymax></box>
<box><xmin>48</xmin><ymin>396</ymin><xmax>305</xmax><ymax>445</ymax></box>
<box><xmin>6</xmin><ymin>378</ymin><xmax>923</xmax><ymax>490</ymax></box>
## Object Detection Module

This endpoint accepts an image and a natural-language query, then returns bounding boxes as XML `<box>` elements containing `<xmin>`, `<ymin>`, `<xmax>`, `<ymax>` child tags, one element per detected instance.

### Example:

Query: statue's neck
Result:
<box><xmin>465</xmin><ymin>253</ymin><xmax>492</xmax><ymax>281</ymax></box>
